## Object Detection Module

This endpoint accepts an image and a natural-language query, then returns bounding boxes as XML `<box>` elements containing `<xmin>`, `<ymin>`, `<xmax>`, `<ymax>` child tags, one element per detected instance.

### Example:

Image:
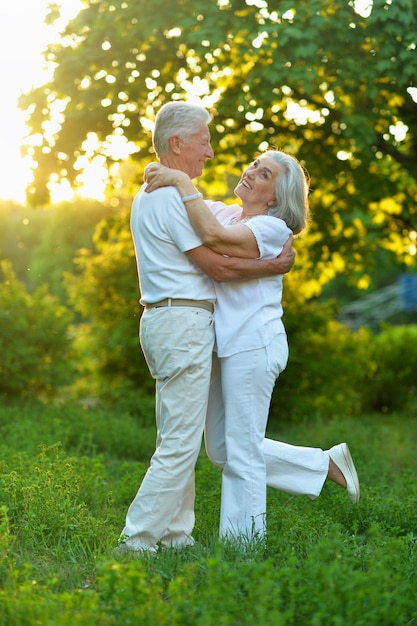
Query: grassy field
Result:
<box><xmin>1</xmin><ymin>398</ymin><xmax>417</xmax><ymax>625</ymax></box>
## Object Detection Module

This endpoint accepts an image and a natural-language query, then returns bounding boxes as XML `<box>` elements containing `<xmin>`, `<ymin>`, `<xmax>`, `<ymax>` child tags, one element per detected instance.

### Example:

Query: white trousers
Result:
<box><xmin>205</xmin><ymin>337</ymin><xmax>330</xmax><ymax>540</ymax></box>
<box><xmin>121</xmin><ymin>306</ymin><xmax>214</xmax><ymax>551</ymax></box>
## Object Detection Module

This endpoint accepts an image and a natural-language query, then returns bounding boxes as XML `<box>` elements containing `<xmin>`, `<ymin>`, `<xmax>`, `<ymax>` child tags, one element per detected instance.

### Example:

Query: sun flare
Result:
<box><xmin>0</xmin><ymin>0</ymin><xmax>106</xmax><ymax>204</ymax></box>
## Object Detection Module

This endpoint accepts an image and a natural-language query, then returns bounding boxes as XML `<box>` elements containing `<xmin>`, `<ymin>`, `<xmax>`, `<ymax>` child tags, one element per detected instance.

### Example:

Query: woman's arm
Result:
<box><xmin>187</xmin><ymin>238</ymin><xmax>295</xmax><ymax>282</ymax></box>
<box><xmin>145</xmin><ymin>163</ymin><xmax>259</xmax><ymax>259</ymax></box>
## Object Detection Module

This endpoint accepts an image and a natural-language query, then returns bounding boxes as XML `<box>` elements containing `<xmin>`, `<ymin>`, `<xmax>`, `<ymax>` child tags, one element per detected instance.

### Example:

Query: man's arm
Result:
<box><xmin>187</xmin><ymin>236</ymin><xmax>295</xmax><ymax>282</ymax></box>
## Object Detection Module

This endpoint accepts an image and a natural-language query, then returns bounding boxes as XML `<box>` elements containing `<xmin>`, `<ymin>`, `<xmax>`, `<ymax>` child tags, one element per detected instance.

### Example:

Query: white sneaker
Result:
<box><xmin>328</xmin><ymin>443</ymin><xmax>360</xmax><ymax>504</ymax></box>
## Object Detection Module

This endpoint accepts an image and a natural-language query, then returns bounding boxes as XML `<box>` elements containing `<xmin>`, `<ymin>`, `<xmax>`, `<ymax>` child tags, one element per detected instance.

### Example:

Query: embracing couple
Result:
<box><xmin>118</xmin><ymin>101</ymin><xmax>360</xmax><ymax>554</ymax></box>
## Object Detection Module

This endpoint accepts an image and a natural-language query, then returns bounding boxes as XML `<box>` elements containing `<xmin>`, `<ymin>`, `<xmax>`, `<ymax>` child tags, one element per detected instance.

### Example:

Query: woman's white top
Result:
<box><xmin>206</xmin><ymin>200</ymin><xmax>292</xmax><ymax>357</ymax></box>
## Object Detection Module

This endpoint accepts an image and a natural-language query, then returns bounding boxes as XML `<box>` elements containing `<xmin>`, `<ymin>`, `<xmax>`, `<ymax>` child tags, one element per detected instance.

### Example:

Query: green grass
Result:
<box><xmin>1</xmin><ymin>398</ymin><xmax>417</xmax><ymax>624</ymax></box>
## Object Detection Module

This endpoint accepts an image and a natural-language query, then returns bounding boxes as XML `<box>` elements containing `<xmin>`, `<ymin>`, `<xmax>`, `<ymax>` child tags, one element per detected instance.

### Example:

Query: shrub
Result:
<box><xmin>64</xmin><ymin>211</ymin><xmax>153</xmax><ymax>399</ymax></box>
<box><xmin>270</xmin><ymin>300</ymin><xmax>372</xmax><ymax>421</ymax></box>
<box><xmin>363</xmin><ymin>324</ymin><xmax>417</xmax><ymax>412</ymax></box>
<box><xmin>0</xmin><ymin>261</ymin><xmax>74</xmax><ymax>398</ymax></box>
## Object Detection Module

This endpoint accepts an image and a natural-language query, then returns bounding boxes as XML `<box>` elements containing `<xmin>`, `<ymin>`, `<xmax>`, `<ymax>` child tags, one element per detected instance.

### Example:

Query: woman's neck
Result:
<box><xmin>240</xmin><ymin>206</ymin><xmax>267</xmax><ymax>220</ymax></box>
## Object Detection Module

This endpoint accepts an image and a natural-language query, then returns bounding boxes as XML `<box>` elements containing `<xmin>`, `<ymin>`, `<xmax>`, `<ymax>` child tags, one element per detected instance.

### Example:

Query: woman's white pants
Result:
<box><xmin>205</xmin><ymin>337</ymin><xmax>330</xmax><ymax>540</ymax></box>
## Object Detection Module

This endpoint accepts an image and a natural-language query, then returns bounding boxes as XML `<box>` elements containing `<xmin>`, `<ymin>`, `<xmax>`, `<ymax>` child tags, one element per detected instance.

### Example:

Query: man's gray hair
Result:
<box><xmin>153</xmin><ymin>102</ymin><xmax>212</xmax><ymax>158</ymax></box>
<box><xmin>264</xmin><ymin>150</ymin><xmax>310</xmax><ymax>235</ymax></box>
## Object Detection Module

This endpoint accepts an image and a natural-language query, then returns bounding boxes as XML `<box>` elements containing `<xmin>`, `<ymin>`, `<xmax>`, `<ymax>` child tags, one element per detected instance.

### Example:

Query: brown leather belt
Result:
<box><xmin>145</xmin><ymin>298</ymin><xmax>214</xmax><ymax>313</ymax></box>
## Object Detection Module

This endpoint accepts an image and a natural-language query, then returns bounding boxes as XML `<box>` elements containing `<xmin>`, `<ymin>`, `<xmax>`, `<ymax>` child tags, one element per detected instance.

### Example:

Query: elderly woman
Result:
<box><xmin>145</xmin><ymin>150</ymin><xmax>359</xmax><ymax>544</ymax></box>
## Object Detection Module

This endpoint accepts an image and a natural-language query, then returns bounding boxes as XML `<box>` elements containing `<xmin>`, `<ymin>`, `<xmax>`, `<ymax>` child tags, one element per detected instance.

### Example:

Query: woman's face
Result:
<box><xmin>234</xmin><ymin>155</ymin><xmax>279</xmax><ymax>211</ymax></box>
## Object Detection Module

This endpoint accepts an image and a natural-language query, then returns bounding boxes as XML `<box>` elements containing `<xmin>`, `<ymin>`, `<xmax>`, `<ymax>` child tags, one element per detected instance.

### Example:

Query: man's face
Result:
<box><xmin>178</xmin><ymin>123</ymin><xmax>214</xmax><ymax>179</ymax></box>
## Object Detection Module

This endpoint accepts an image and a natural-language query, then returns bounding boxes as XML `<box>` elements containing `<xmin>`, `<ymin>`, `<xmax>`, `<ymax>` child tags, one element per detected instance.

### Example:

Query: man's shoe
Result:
<box><xmin>328</xmin><ymin>443</ymin><xmax>360</xmax><ymax>504</ymax></box>
<box><xmin>115</xmin><ymin>541</ymin><xmax>158</xmax><ymax>556</ymax></box>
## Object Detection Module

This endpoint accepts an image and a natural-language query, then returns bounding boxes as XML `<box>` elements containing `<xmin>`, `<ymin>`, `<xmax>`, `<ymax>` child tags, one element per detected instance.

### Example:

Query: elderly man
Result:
<box><xmin>119</xmin><ymin>101</ymin><xmax>295</xmax><ymax>553</ymax></box>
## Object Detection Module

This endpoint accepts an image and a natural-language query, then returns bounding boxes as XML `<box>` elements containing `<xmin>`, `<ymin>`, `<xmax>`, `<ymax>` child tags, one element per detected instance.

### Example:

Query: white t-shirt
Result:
<box><xmin>206</xmin><ymin>200</ymin><xmax>292</xmax><ymax>357</ymax></box>
<box><xmin>131</xmin><ymin>185</ymin><xmax>216</xmax><ymax>304</ymax></box>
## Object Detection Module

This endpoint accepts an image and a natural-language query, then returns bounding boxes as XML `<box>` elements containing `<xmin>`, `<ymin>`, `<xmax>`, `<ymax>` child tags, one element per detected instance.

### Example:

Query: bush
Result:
<box><xmin>363</xmin><ymin>324</ymin><xmax>417</xmax><ymax>412</ymax></box>
<box><xmin>270</xmin><ymin>300</ymin><xmax>372</xmax><ymax>421</ymax></box>
<box><xmin>64</xmin><ymin>211</ymin><xmax>153</xmax><ymax>399</ymax></box>
<box><xmin>0</xmin><ymin>261</ymin><xmax>74</xmax><ymax>398</ymax></box>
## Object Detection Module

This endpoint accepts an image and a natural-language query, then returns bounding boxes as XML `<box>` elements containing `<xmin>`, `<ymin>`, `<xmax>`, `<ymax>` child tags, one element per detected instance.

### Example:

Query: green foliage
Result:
<box><xmin>64</xmin><ymin>210</ymin><xmax>153</xmax><ymax>397</ymax></box>
<box><xmin>0</xmin><ymin>399</ymin><xmax>156</xmax><ymax>462</ymax></box>
<box><xmin>1</xmin><ymin>400</ymin><xmax>417</xmax><ymax>624</ymax></box>
<box><xmin>1</xmin><ymin>445</ymin><xmax>109</xmax><ymax>554</ymax></box>
<box><xmin>0</xmin><ymin>200</ymin><xmax>45</xmax><ymax>288</ymax></box>
<box><xmin>0</xmin><ymin>199</ymin><xmax>115</xmax><ymax>300</ymax></box>
<box><xmin>0</xmin><ymin>261</ymin><xmax>74</xmax><ymax>398</ymax></box>
<box><xmin>363</xmin><ymin>324</ymin><xmax>417</xmax><ymax>412</ymax></box>
<box><xmin>19</xmin><ymin>0</ymin><xmax>417</xmax><ymax>278</ymax></box>
<box><xmin>28</xmin><ymin>201</ymin><xmax>117</xmax><ymax>302</ymax></box>
<box><xmin>270</xmin><ymin>292</ymin><xmax>417</xmax><ymax>421</ymax></box>
<box><xmin>2</xmin><ymin>195</ymin><xmax>415</xmax><ymax>419</ymax></box>
<box><xmin>271</xmin><ymin>298</ymin><xmax>372</xmax><ymax>420</ymax></box>
<box><xmin>28</xmin><ymin>203</ymin><xmax>412</xmax><ymax>418</ymax></box>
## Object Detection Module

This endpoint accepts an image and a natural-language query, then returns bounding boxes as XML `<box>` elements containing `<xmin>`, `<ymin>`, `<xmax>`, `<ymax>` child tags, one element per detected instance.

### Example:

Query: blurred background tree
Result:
<box><xmin>19</xmin><ymin>0</ymin><xmax>417</xmax><ymax>291</ymax></box>
<box><xmin>3</xmin><ymin>0</ymin><xmax>416</xmax><ymax>411</ymax></box>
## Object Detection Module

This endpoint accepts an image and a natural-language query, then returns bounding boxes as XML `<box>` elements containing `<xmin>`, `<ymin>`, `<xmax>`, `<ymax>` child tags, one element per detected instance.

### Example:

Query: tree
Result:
<box><xmin>20</xmin><ymin>0</ymin><xmax>417</xmax><ymax>289</ymax></box>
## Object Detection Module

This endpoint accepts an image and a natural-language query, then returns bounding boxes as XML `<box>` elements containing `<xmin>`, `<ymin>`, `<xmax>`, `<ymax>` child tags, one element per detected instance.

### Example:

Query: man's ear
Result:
<box><xmin>169</xmin><ymin>135</ymin><xmax>182</xmax><ymax>155</ymax></box>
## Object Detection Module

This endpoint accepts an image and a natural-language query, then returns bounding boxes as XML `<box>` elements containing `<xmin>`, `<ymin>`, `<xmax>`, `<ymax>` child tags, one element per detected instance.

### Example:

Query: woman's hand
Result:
<box><xmin>273</xmin><ymin>236</ymin><xmax>296</xmax><ymax>274</ymax></box>
<box><xmin>143</xmin><ymin>161</ymin><xmax>160</xmax><ymax>183</ymax></box>
<box><xmin>144</xmin><ymin>162</ymin><xmax>191</xmax><ymax>193</ymax></box>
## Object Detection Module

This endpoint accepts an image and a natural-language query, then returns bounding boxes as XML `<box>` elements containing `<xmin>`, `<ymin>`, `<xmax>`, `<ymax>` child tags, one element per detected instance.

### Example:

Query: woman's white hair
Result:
<box><xmin>153</xmin><ymin>102</ymin><xmax>212</xmax><ymax>158</ymax></box>
<box><xmin>264</xmin><ymin>150</ymin><xmax>310</xmax><ymax>235</ymax></box>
